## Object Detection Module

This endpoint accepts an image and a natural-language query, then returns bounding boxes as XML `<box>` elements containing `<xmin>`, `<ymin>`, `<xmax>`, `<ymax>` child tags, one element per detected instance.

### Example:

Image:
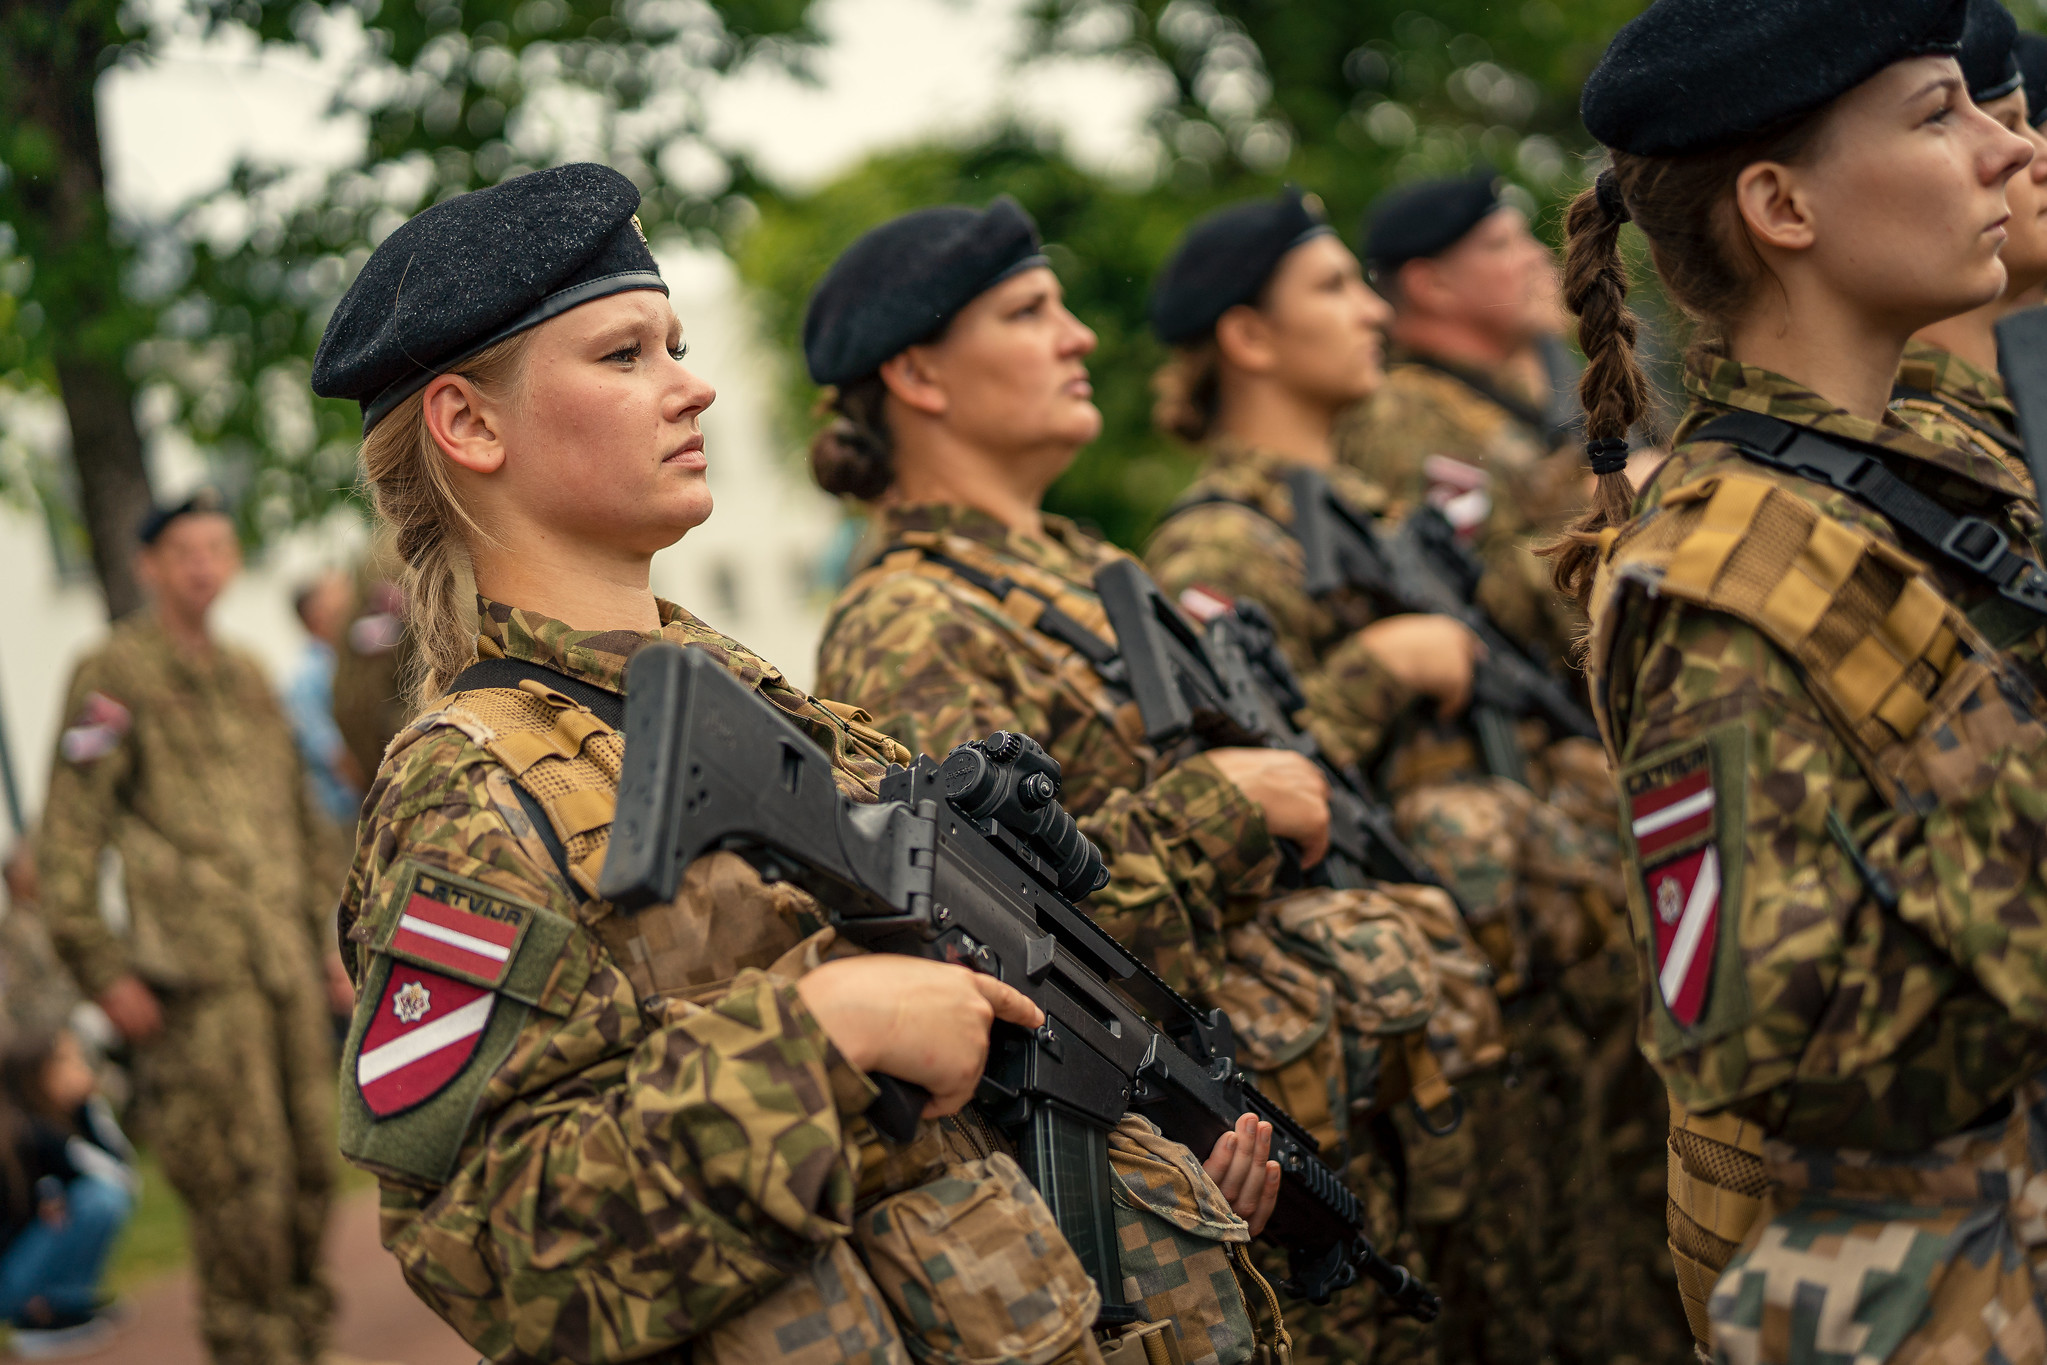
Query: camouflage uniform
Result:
<box><xmin>1891</xmin><ymin>338</ymin><xmax>2032</xmax><ymax>490</ymax></box>
<box><xmin>816</xmin><ymin>505</ymin><xmax>1508</xmax><ymax>1364</ymax></box>
<box><xmin>339</xmin><ymin>597</ymin><xmax>1268</xmax><ymax>1364</ymax></box>
<box><xmin>1145</xmin><ymin>444</ymin><xmax>1687</xmax><ymax>1365</ymax></box>
<box><xmin>35</xmin><ymin>613</ymin><xmax>339</xmax><ymax>1365</ymax></box>
<box><xmin>1589</xmin><ymin>351</ymin><xmax>2047</xmax><ymax>1362</ymax></box>
<box><xmin>1334</xmin><ymin>347</ymin><xmax>1593</xmax><ymax>663</ymax></box>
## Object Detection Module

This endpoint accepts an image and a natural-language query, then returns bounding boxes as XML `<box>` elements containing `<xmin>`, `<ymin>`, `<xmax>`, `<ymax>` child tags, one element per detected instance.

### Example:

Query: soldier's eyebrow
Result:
<box><xmin>1906</xmin><ymin>75</ymin><xmax>1962</xmax><ymax>107</ymax></box>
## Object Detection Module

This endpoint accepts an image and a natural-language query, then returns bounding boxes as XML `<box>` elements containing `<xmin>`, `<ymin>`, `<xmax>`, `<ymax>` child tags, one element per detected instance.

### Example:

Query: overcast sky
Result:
<box><xmin>100</xmin><ymin>0</ymin><xmax>1170</xmax><ymax>219</ymax></box>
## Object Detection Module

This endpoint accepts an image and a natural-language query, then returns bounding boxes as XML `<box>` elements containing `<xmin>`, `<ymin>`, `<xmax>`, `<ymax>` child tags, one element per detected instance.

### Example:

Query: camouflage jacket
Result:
<box><xmin>1140</xmin><ymin>441</ymin><xmax>1422</xmax><ymax>773</ymax></box>
<box><xmin>815</xmin><ymin>504</ymin><xmax>1280</xmax><ymax>997</ymax></box>
<box><xmin>1335</xmin><ymin>346</ymin><xmax>1590</xmax><ymax>660</ymax></box>
<box><xmin>1589</xmin><ymin>351</ymin><xmax>2047</xmax><ymax>1152</ymax></box>
<box><xmin>337</xmin><ymin>597</ymin><xmax>904</xmax><ymax>1362</ymax></box>
<box><xmin>1891</xmin><ymin>338</ymin><xmax>2033</xmax><ymax>491</ymax></box>
<box><xmin>36</xmin><ymin>612</ymin><xmax>338</xmax><ymax>999</ymax></box>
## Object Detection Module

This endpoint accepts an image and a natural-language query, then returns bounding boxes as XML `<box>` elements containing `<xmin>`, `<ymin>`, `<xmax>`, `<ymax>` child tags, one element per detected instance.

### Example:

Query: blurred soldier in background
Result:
<box><xmin>285</xmin><ymin>570</ymin><xmax>367</xmax><ymax>837</ymax></box>
<box><xmin>329</xmin><ymin>536</ymin><xmax>413</xmax><ymax>786</ymax></box>
<box><xmin>33</xmin><ymin>493</ymin><xmax>356</xmax><ymax>1365</ymax></box>
<box><xmin>1338</xmin><ymin>173</ymin><xmax>1591</xmax><ymax>663</ymax></box>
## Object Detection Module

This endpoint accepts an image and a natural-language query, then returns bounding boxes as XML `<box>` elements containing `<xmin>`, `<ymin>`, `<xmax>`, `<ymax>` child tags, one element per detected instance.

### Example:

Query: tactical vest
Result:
<box><xmin>1589</xmin><ymin>442</ymin><xmax>2047</xmax><ymax>1354</ymax></box>
<box><xmin>838</xmin><ymin>533</ymin><xmax>1502</xmax><ymax>1148</ymax></box>
<box><xmin>414</xmin><ymin>665</ymin><xmax>1282</xmax><ymax>1364</ymax></box>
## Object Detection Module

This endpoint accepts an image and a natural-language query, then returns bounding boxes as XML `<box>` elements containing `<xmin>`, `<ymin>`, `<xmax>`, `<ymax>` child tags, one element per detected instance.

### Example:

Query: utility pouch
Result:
<box><xmin>695</xmin><ymin>1239</ymin><xmax>910</xmax><ymax>1365</ymax></box>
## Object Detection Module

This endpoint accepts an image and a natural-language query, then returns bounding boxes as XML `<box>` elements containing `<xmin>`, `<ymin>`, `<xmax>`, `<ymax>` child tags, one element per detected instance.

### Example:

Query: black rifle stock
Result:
<box><xmin>1283</xmin><ymin>466</ymin><xmax>1599</xmax><ymax>782</ymax></box>
<box><xmin>1091</xmin><ymin>558</ymin><xmax>1448</xmax><ymax>897</ymax></box>
<box><xmin>1994</xmin><ymin>306</ymin><xmax>2047</xmax><ymax>511</ymax></box>
<box><xmin>598</xmin><ymin>643</ymin><xmax>1440</xmax><ymax>1322</ymax></box>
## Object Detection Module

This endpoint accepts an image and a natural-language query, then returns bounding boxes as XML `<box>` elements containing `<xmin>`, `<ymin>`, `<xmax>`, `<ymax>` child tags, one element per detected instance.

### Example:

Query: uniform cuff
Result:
<box><xmin>1303</xmin><ymin>632</ymin><xmax>1418</xmax><ymax>770</ymax></box>
<box><xmin>780</xmin><ymin>980</ymin><xmax>882</xmax><ymax>1120</ymax></box>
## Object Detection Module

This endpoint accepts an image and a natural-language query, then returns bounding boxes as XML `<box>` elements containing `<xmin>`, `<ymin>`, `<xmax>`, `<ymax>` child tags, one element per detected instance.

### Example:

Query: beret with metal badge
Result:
<box><xmin>802</xmin><ymin>197</ymin><xmax>1046</xmax><ymax>387</ymax></box>
<box><xmin>1581</xmin><ymin>0</ymin><xmax>1969</xmax><ymax>157</ymax></box>
<box><xmin>2016</xmin><ymin>31</ymin><xmax>2047</xmax><ymax>128</ymax></box>
<box><xmin>312</xmin><ymin>163</ymin><xmax>667</xmax><ymax>432</ymax></box>
<box><xmin>1959</xmin><ymin>0</ymin><xmax>2021</xmax><ymax>104</ymax></box>
<box><xmin>1362</xmin><ymin>171</ymin><xmax>1504</xmax><ymax>279</ymax></box>
<box><xmin>1149</xmin><ymin>186</ymin><xmax>1334</xmax><ymax>346</ymax></box>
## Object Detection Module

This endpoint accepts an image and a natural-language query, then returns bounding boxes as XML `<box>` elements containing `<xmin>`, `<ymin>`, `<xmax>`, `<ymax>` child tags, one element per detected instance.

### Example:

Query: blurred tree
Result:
<box><xmin>0</xmin><ymin>0</ymin><xmax>818</xmax><ymax>617</ymax></box>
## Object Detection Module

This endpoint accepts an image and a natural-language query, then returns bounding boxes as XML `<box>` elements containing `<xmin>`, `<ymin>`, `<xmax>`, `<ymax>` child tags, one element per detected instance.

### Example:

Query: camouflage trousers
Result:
<box><xmin>1708</xmin><ymin>1086</ymin><xmax>2047</xmax><ymax>1365</ymax></box>
<box><xmin>132</xmin><ymin>979</ymin><xmax>336</xmax><ymax>1365</ymax></box>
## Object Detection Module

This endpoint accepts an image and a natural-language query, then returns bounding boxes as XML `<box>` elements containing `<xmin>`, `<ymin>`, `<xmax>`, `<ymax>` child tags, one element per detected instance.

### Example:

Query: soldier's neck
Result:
<box><xmin>885</xmin><ymin>431</ymin><xmax>1064</xmax><ymax>538</ymax></box>
<box><xmin>153</xmin><ymin>602</ymin><xmax>216</xmax><ymax>659</ymax></box>
<box><xmin>1912</xmin><ymin>298</ymin><xmax>2012</xmax><ymax>377</ymax></box>
<box><xmin>1727</xmin><ymin>288</ymin><xmax>1907</xmax><ymax>424</ymax></box>
<box><xmin>1212</xmin><ymin>382</ymin><xmax>1338</xmax><ymax>470</ymax></box>
<box><xmin>470</xmin><ymin>542</ymin><xmax>661</xmax><ymax>635</ymax></box>
<box><xmin>1390</xmin><ymin>314</ymin><xmax>1516</xmax><ymax>371</ymax></box>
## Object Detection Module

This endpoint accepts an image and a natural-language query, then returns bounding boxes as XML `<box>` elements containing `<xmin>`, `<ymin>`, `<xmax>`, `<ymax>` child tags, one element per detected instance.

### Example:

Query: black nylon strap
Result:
<box><xmin>1694</xmin><ymin>411</ymin><xmax>2047</xmax><ymax>626</ymax></box>
<box><xmin>448</xmin><ymin>655</ymin><xmax>627</xmax><ymax>730</ymax></box>
<box><xmin>877</xmin><ymin>544</ymin><xmax>1123</xmax><ymax>668</ymax></box>
<box><xmin>1402</xmin><ymin>354</ymin><xmax>1570</xmax><ymax>447</ymax></box>
<box><xmin>1890</xmin><ymin>383</ymin><xmax>2024</xmax><ymax>456</ymax></box>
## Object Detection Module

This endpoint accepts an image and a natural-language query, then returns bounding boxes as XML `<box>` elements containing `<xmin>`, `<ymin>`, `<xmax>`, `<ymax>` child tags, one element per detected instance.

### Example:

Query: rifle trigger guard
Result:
<box><xmin>1409</xmin><ymin>1088</ymin><xmax>1465</xmax><ymax>1138</ymax></box>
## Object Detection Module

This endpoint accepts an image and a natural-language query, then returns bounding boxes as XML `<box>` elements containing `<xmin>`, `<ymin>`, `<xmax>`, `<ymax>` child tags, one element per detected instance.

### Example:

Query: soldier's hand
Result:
<box><xmin>1207</xmin><ymin>748</ymin><xmax>1332</xmax><ymax>866</ymax></box>
<box><xmin>796</xmin><ymin>957</ymin><xmax>1043</xmax><ymax>1117</ymax></box>
<box><xmin>1204</xmin><ymin>1112</ymin><xmax>1281</xmax><ymax>1237</ymax></box>
<box><xmin>1353</xmin><ymin>614</ymin><xmax>1484</xmax><ymax>717</ymax></box>
<box><xmin>96</xmin><ymin>974</ymin><xmax>163</xmax><ymax>1043</ymax></box>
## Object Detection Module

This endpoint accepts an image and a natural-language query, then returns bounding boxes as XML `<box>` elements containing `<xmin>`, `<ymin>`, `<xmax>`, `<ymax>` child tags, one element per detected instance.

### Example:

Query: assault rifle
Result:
<box><xmin>1092</xmin><ymin>558</ymin><xmax>1448</xmax><ymax>898</ymax></box>
<box><xmin>1284</xmin><ymin>466</ymin><xmax>1599</xmax><ymax>783</ymax></box>
<box><xmin>1994</xmin><ymin>306</ymin><xmax>2047</xmax><ymax>516</ymax></box>
<box><xmin>599</xmin><ymin>643</ymin><xmax>1440</xmax><ymax>1323</ymax></box>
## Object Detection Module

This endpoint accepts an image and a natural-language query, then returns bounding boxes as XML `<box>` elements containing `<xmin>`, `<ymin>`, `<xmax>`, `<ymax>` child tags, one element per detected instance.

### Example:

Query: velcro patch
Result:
<box><xmin>1627</xmin><ymin>745</ymin><xmax>1721</xmax><ymax>1028</ymax></box>
<box><xmin>356</xmin><ymin>966</ymin><xmax>494</xmax><ymax>1118</ymax></box>
<box><xmin>379</xmin><ymin>868</ymin><xmax>533</xmax><ymax>989</ymax></box>
<box><xmin>60</xmin><ymin>692</ymin><xmax>132</xmax><ymax>765</ymax></box>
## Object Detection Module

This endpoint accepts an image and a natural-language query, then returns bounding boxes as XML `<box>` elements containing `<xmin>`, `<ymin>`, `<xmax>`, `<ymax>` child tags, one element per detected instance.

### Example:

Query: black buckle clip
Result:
<box><xmin>1940</xmin><ymin>517</ymin><xmax>2011</xmax><ymax>575</ymax></box>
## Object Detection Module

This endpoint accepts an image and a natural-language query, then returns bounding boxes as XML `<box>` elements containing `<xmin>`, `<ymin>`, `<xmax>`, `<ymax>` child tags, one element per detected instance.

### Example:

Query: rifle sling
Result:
<box><xmin>875</xmin><ymin>544</ymin><xmax>1124</xmax><ymax>669</ymax></box>
<box><xmin>448</xmin><ymin>656</ymin><xmax>625</xmax><ymax>890</ymax></box>
<box><xmin>1693</xmin><ymin>411</ymin><xmax>2047</xmax><ymax>636</ymax></box>
<box><xmin>1400</xmin><ymin>353</ymin><xmax>1570</xmax><ymax>447</ymax></box>
<box><xmin>1890</xmin><ymin>382</ymin><xmax>2024</xmax><ymax>457</ymax></box>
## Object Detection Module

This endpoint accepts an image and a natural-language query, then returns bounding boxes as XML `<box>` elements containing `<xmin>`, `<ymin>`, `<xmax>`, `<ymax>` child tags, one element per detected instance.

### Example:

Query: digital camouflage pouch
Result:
<box><xmin>696</xmin><ymin>1239</ymin><xmax>910</xmax><ymax>1365</ymax></box>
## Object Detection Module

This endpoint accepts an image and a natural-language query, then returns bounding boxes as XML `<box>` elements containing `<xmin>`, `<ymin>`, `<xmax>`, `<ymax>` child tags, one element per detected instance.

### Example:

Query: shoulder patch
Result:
<box><xmin>60</xmin><ymin>692</ymin><xmax>131</xmax><ymax>765</ymax></box>
<box><xmin>356</xmin><ymin>966</ymin><xmax>496</xmax><ymax>1117</ymax></box>
<box><xmin>1624</xmin><ymin>743</ymin><xmax>1722</xmax><ymax>1030</ymax></box>
<box><xmin>381</xmin><ymin>868</ymin><xmax>532</xmax><ymax>990</ymax></box>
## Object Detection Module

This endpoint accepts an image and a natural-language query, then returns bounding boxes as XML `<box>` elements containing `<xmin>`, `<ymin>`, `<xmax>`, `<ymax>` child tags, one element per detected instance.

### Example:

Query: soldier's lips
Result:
<box><xmin>663</xmin><ymin>438</ymin><xmax>707</xmax><ymax>469</ymax></box>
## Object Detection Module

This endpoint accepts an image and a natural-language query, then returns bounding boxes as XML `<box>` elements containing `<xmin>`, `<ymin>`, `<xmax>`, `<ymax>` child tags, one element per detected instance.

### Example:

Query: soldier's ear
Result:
<box><xmin>422</xmin><ymin>374</ymin><xmax>507</xmax><ymax>475</ymax></box>
<box><xmin>878</xmin><ymin>347</ymin><xmax>949</xmax><ymax>418</ymax></box>
<box><xmin>1213</xmin><ymin>304</ymin><xmax>1277</xmax><ymax>376</ymax></box>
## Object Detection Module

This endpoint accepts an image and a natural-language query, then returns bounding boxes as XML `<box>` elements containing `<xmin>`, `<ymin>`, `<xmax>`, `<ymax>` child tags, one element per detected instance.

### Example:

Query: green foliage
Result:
<box><xmin>0</xmin><ymin>0</ymin><xmax>822</xmax><ymax>548</ymax></box>
<box><xmin>734</xmin><ymin>0</ymin><xmax>1642</xmax><ymax>548</ymax></box>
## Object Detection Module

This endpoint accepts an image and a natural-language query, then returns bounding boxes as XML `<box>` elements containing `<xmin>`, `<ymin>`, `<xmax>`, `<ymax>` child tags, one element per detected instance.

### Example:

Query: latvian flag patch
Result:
<box><xmin>1628</xmin><ymin>750</ymin><xmax>1720</xmax><ymax>1029</ymax></box>
<box><xmin>388</xmin><ymin>881</ymin><xmax>526</xmax><ymax>988</ymax></box>
<box><xmin>356</xmin><ymin>965</ymin><xmax>494</xmax><ymax>1117</ymax></box>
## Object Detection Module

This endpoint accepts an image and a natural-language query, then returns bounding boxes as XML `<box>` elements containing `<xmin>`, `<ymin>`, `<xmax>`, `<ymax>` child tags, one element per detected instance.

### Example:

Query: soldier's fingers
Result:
<box><xmin>969</xmin><ymin>974</ymin><xmax>1044</xmax><ymax>1030</ymax></box>
<box><xmin>1247</xmin><ymin>1162</ymin><xmax>1281</xmax><ymax>1237</ymax></box>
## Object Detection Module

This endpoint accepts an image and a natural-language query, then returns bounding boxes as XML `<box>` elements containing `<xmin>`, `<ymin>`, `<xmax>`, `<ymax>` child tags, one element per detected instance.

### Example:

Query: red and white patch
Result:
<box><xmin>1178</xmin><ymin>585</ymin><xmax>1235</xmax><ymax>624</ymax></box>
<box><xmin>390</xmin><ymin>892</ymin><xmax>520</xmax><ymax>986</ymax></box>
<box><xmin>356</xmin><ymin>966</ymin><xmax>494</xmax><ymax>1117</ymax></box>
<box><xmin>1631</xmin><ymin>768</ymin><xmax>1715</xmax><ymax>861</ymax></box>
<box><xmin>1645</xmin><ymin>847</ymin><xmax>1720</xmax><ymax>1028</ymax></box>
<box><xmin>59</xmin><ymin>692</ymin><xmax>132</xmax><ymax>765</ymax></box>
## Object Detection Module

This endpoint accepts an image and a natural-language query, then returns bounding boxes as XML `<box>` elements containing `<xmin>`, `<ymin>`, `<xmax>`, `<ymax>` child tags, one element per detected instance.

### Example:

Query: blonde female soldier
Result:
<box><xmin>1563</xmin><ymin>0</ymin><xmax>2047</xmax><ymax>1358</ymax></box>
<box><xmin>310</xmin><ymin>163</ymin><xmax>1273</xmax><ymax>1365</ymax></box>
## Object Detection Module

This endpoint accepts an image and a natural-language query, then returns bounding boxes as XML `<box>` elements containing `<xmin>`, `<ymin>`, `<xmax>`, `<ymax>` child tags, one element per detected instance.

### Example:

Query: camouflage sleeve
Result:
<box><xmin>350</xmin><ymin>736</ymin><xmax>873</xmax><ymax>1361</ymax></box>
<box><xmin>34</xmin><ymin>654</ymin><xmax>135</xmax><ymax>998</ymax></box>
<box><xmin>816</xmin><ymin>573</ymin><xmax>1277</xmax><ymax>990</ymax></box>
<box><xmin>1145</xmin><ymin>504</ymin><xmax>1415</xmax><ymax>768</ymax></box>
<box><xmin>1614</xmin><ymin>600</ymin><xmax>2047</xmax><ymax>1135</ymax></box>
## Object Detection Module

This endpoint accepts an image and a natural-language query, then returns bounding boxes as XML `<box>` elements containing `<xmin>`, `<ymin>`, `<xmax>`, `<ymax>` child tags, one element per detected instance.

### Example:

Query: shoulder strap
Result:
<box><xmin>1157</xmin><ymin>489</ymin><xmax>1290</xmax><ymax>534</ymax></box>
<box><xmin>1401</xmin><ymin>354</ymin><xmax>1566</xmax><ymax>445</ymax></box>
<box><xmin>449</xmin><ymin>656</ymin><xmax>627</xmax><ymax>730</ymax></box>
<box><xmin>1891</xmin><ymin>382</ymin><xmax>2023</xmax><ymax>457</ymax></box>
<box><xmin>874</xmin><ymin>543</ymin><xmax>1124</xmax><ymax>670</ymax></box>
<box><xmin>1693</xmin><ymin>411</ymin><xmax>2047</xmax><ymax>632</ymax></box>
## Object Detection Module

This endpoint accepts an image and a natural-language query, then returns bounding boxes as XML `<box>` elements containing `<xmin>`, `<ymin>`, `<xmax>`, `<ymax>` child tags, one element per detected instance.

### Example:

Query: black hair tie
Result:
<box><xmin>1587</xmin><ymin>437</ymin><xmax>1631</xmax><ymax>476</ymax></box>
<box><xmin>1594</xmin><ymin>168</ymin><xmax>1631</xmax><ymax>225</ymax></box>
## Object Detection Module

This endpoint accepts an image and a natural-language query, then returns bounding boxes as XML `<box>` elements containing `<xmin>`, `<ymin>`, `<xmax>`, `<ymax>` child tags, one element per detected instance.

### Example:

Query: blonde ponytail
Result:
<box><xmin>357</xmin><ymin>332</ymin><xmax>533</xmax><ymax>708</ymax></box>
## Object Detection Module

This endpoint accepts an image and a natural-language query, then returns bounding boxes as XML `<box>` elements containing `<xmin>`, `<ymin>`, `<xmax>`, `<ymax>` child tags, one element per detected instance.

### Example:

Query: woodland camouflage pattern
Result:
<box><xmin>1146</xmin><ymin>441</ymin><xmax>1687</xmax><ymax>1364</ymax></box>
<box><xmin>1594</xmin><ymin>354</ymin><xmax>2047</xmax><ymax>1360</ymax></box>
<box><xmin>1889</xmin><ymin>338</ymin><xmax>2033</xmax><ymax>491</ymax></box>
<box><xmin>1334</xmin><ymin>348</ymin><xmax>1592</xmax><ymax>661</ymax></box>
<box><xmin>36</xmin><ymin>613</ymin><xmax>338</xmax><ymax>1365</ymax></box>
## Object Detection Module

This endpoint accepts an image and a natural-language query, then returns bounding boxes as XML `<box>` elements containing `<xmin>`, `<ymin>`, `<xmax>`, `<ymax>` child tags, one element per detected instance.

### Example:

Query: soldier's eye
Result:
<box><xmin>605</xmin><ymin>342</ymin><xmax>642</xmax><ymax>364</ymax></box>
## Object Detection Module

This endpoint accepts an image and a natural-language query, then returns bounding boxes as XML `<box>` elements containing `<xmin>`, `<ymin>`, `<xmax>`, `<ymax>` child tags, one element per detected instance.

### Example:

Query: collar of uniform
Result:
<box><xmin>1196</xmin><ymin>438</ymin><xmax>1392</xmax><ymax>518</ymax></box>
<box><xmin>474</xmin><ymin>595</ymin><xmax>783</xmax><ymax>697</ymax></box>
<box><xmin>1897</xmin><ymin>338</ymin><xmax>2016</xmax><ymax>424</ymax></box>
<box><xmin>874</xmin><ymin>503</ymin><xmax>1100</xmax><ymax>580</ymax></box>
<box><xmin>1385</xmin><ymin>343</ymin><xmax>1551</xmax><ymax>425</ymax></box>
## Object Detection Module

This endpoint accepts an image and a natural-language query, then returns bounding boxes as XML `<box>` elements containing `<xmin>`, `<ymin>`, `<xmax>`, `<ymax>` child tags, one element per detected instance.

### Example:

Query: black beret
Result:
<box><xmin>2017</xmin><ymin>32</ymin><xmax>2047</xmax><ymax>127</ymax></box>
<box><xmin>138</xmin><ymin>487</ymin><xmax>227</xmax><ymax>546</ymax></box>
<box><xmin>312</xmin><ymin>163</ymin><xmax>666</xmax><ymax>431</ymax></box>
<box><xmin>1959</xmin><ymin>0</ymin><xmax>2021</xmax><ymax>103</ymax></box>
<box><xmin>1149</xmin><ymin>187</ymin><xmax>1334</xmax><ymax>346</ymax></box>
<box><xmin>1362</xmin><ymin>172</ymin><xmax>1504</xmax><ymax>277</ymax></box>
<box><xmin>802</xmin><ymin>198</ymin><xmax>1046</xmax><ymax>387</ymax></box>
<box><xmin>1581</xmin><ymin>0</ymin><xmax>1969</xmax><ymax>156</ymax></box>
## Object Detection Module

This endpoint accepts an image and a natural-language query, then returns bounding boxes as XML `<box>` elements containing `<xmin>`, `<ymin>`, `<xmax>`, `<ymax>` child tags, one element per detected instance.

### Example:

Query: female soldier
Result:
<box><xmin>805</xmin><ymin>199</ymin><xmax>1504</xmax><ymax>1365</ymax></box>
<box><xmin>1563</xmin><ymin>0</ymin><xmax>2047</xmax><ymax>1358</ymax></box>
<box><xmin>1138</xmin><ymin>194</ymin><xmax>1677</xmax><ymax>1365</ymax></box>
<box><xmin>1892</xmin><ymin>0</ymin><xmax>2047</xmax><ymax>479</ymax></box>
<box><xmin>310</xmin><ymin>163</ymin><xmax>1273</xmax><ymax>1365</ymax></box>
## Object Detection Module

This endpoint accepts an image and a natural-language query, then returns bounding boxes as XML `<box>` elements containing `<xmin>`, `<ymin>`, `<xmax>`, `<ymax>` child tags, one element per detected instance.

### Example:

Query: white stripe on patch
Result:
<box><xmin>1657</xmin><ymin>847</ymin><xmax>1720</xmax><ymax>1007</ymax></box>
<box><xmin>398</xmin><ymin>914</ymin><xmax>512</xmax><ymax>962</ymax></box>
<box><xmin>1632</xmin><ymin>788</ymin><xmax>1715</xmax><ymax>839</ymax></box>
<box><xmin>356</xmin><ymin>994</ymin><xmax>494</xmax><ymax>1086</ymax></box>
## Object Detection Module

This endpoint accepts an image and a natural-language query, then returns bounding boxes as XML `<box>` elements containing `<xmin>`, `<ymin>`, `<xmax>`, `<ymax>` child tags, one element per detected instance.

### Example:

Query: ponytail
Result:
<box><xmin>1544</xmin><ymin>173</ymin><xmax>1651</xmax><ymax>607</ymax></box>
<box><xmin>357</xmin><ymin>331</ymin><xmax>534</xmax><ymax>708</ymax></box>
